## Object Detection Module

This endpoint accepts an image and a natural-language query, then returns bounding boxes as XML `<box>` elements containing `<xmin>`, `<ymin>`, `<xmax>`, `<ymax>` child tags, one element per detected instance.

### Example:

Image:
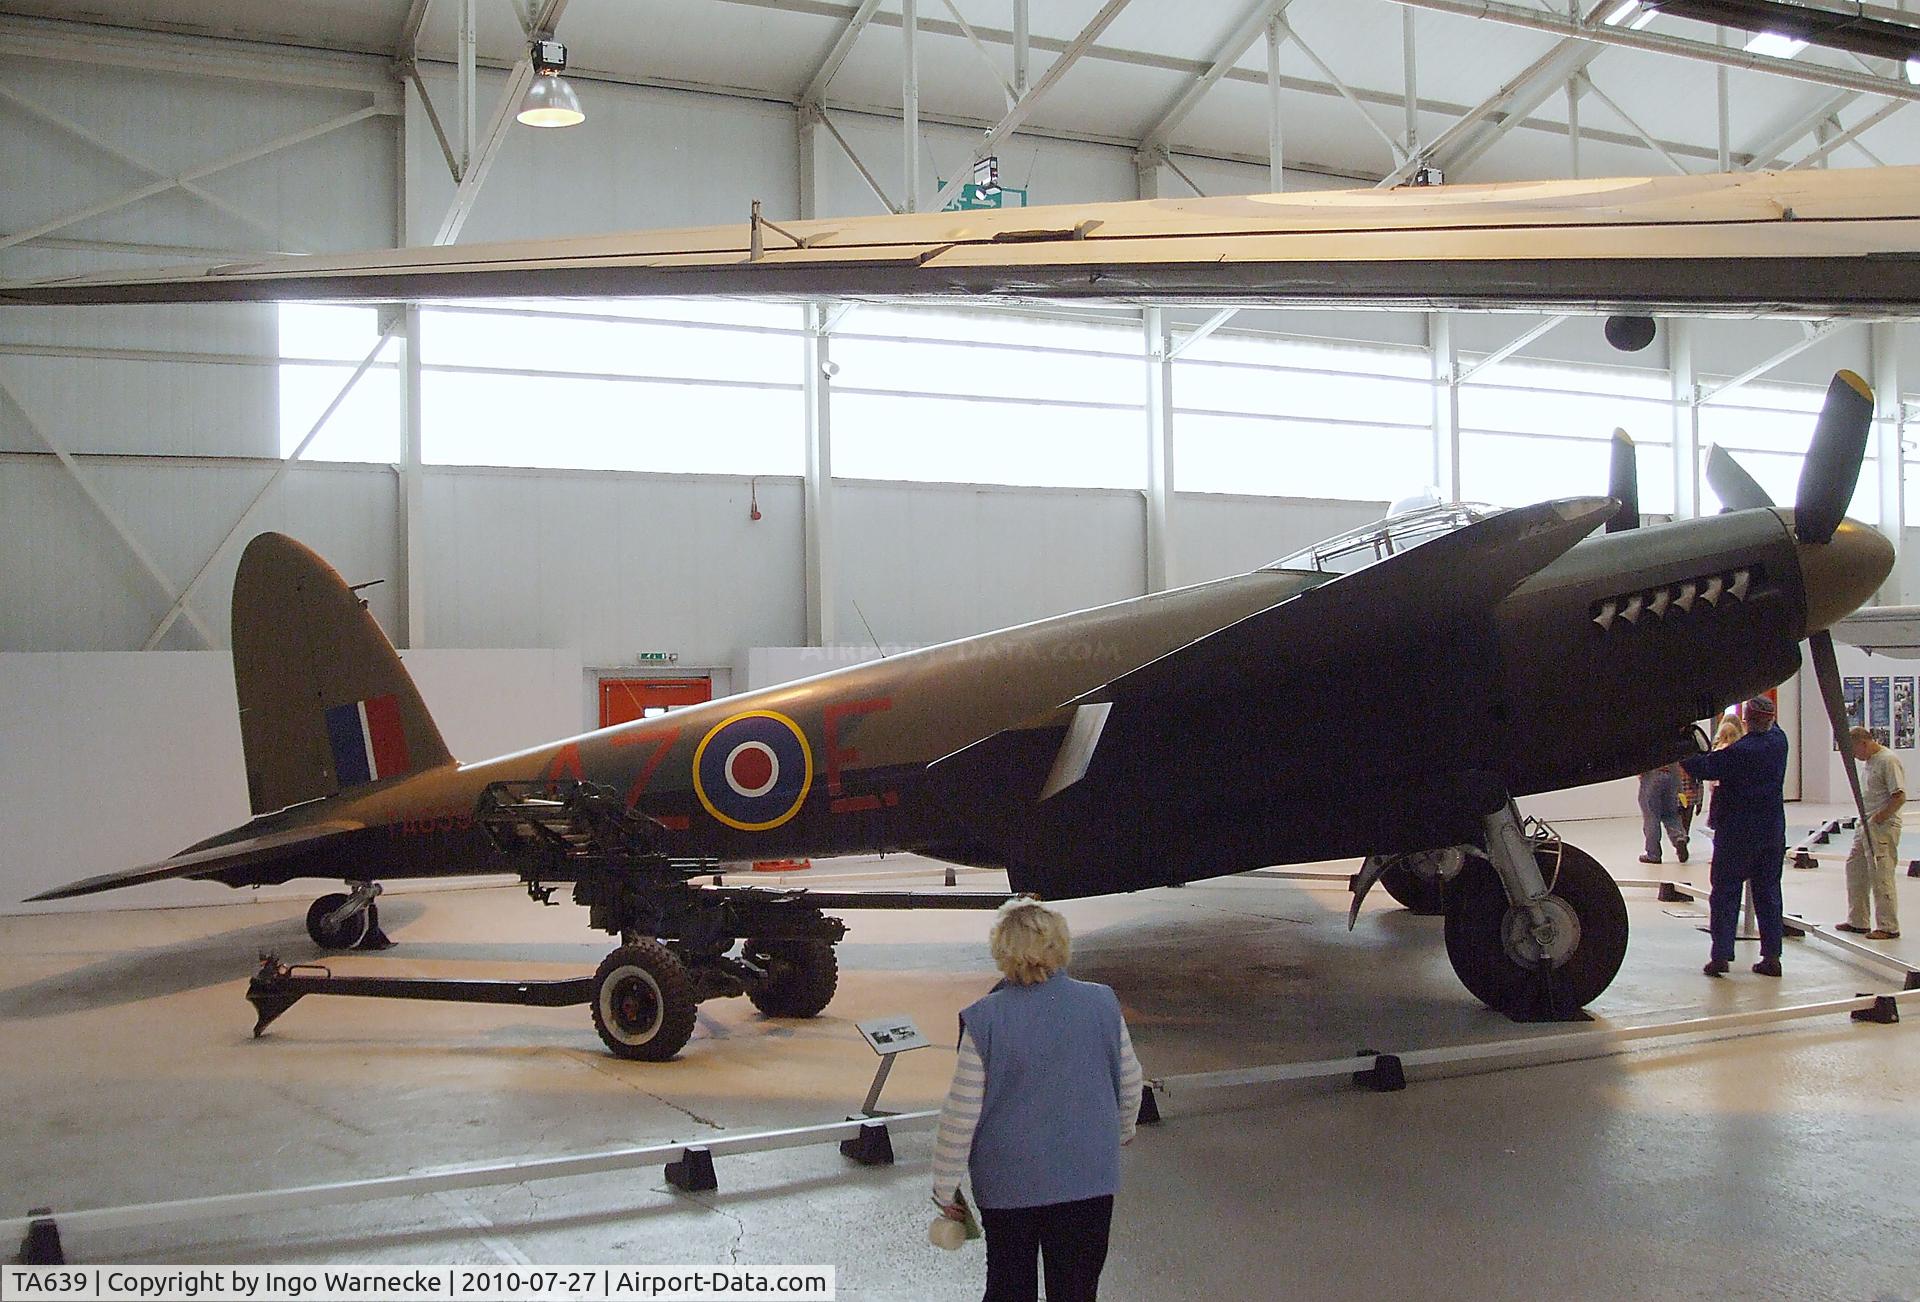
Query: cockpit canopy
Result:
<box><xmin>1265</xmin><ymin>501</ymin><xmax>1503</xmax><ymax>578</ymax></box>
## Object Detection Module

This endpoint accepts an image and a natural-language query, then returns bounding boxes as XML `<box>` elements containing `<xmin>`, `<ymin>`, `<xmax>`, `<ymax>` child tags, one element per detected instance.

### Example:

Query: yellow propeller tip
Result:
<box><xmin>1836</xmin><ymin>369</ymin><xmax>1873</xmax><ymax>403</ymax></box>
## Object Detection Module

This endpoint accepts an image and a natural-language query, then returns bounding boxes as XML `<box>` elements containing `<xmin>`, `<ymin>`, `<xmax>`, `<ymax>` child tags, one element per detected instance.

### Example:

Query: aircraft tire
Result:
<box><xmin>592</xmin><ymin>941</ymin><xmax>697</xmax><ymax>1061</ymax></box>
<box><xmin>1443</xmin><ymin>844</ymin><xmax>1628</xmax><ymax>1017</ymax></box>
<box><xmin>306</xmin><ymin>892</ymin><xmax>373</xmax><ymax>950</ymax></box>
<box><xmin>1379</xmin><ymin>861</ymin><xmax>1447</xmax><ymax>915</ymax></box>
<box><xmin>744</xmin><ymin>939</ymin><xmax>839</xmax><ymax>1019</ymax></box>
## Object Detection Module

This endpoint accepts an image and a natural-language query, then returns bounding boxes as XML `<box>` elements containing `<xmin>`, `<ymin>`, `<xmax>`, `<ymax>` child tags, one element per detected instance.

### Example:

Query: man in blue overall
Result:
<box><xmin>1680</xmin><ymin>695</ymin><xmax>1789</xmax><ymax>977</ymax></box>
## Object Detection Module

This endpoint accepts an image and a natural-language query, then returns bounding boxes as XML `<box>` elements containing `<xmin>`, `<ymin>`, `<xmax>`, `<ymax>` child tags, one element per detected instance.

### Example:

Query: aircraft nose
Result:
<box><xmin>1797</xmin><ymin>517</ymin><xmax>1895</xmax><ymax>635</ymax></box>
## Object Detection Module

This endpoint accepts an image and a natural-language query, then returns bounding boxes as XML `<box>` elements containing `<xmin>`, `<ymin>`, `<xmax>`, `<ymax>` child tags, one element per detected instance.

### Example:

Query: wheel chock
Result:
<box><xmin>1137</xmin><ymin>1085</ymin><xmax>1162</xmax><ymax>1126</ymax></box>
<box><xmin>1906</xmin><ymin>971</ymin><xmax>1920</xmax><ymax>993</ymax></box>
<box><xmin>22</xmin><ymin>1208</ymin><xmax>64</xmax><ymax>1264</ymax></box>
<box><xmin>1792</xmin><ymin>850</ymin><xmax>1818</xmax><ymax>871</ymax></box>
<box><xmin>1352</xmin><ymin>1051</ymin><xmax>1407</xmax><ymax>1092</ymax></box>
<box><xmin>1783</xmin><ymin>918</ymin><xmax>1806</xmax><ymax>939</ymax></box>
<box><xmin>1851</xmin><ymin>995</ymin><xmax>1900</xmax><ymax>1025</ymax></box>
<box><xmin>665</xmin><ymin>1146</ymin><xmax>718</xmax><ymax>1193</ymax></box>
<box><xmin>1907</xmin><ymin>860</ymin><xmax>1919</xmax><ymax>879</ymax></box>
<box><xmin>943</xmin><ymin>866</ymin><xmax>957</xmax><ymax>887</ymax></box>
<box><xmin>838</xmin><ymin>1120</ymin><xmax>894</xmax><ymax>1167</ymax></box>
<box><xmin>1658</xmin><ymin>882</ymin><xmax>1696</xmax><ymax>903</ymax></box>
<box><xmin>358</xmin><ymin>922</ymin><xmax>394</xmax><ymax>951</ymax></box>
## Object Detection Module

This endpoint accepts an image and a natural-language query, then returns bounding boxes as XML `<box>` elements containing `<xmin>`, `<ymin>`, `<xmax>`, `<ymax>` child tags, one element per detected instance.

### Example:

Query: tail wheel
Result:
<box><xmin>1443</xmin><ymin>843</ymin><xmax>1628</xmax><ymax>1018</ymax></box>
<box><xmin>1379</xmin><ymin>861</ymin><xmax>1447</xmax><ymax>915</ymax></box>
<box><xmin>306</xmin><ymin>893</ymin><xmax>373</xmax><ymax>950</ymax></box>
<box><xmin>744</xmin><ymin>938</ymin><xmax>839</xmax><ymax>1018</ymax></box>
<box><xmin>592</xmin><ymin>941</ymin><xmax>697</xmax><ymax>1061</ymax></box>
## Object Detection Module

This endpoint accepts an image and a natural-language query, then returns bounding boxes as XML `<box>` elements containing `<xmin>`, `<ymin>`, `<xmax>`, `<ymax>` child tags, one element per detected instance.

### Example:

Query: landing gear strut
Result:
<box><xmin>305</xmin><ymin>883</ymin><xmax>390</xmax><ymax>951</ymax></box>
<box><xmin>1443</xmin><ymin>802</ymin><xmax>1628</xmax><ymax>1021</ymax></box>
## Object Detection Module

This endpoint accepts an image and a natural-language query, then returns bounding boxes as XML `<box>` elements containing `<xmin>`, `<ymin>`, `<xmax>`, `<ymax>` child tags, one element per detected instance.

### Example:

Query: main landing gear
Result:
<box><xmin>304</xmin><ymin>882</ymin><xmax>391</xmax><ymax>950</ymax></box>
<box><xmin>1444</xmin><ymin>802</ymin><xmax>1628</xmax><ymax>1020</ymax></box>
<box><xmin>1356</xmin><ymin>803</ymin><xmax>1629</xmax><ymax>1021</ymax></box>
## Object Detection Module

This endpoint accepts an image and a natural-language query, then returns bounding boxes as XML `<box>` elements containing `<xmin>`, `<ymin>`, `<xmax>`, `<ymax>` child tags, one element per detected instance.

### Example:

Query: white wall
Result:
<box><xmin>0</xmin><ymin>649</ymin><xmax>580</xmax><ymax>914</ymax></box>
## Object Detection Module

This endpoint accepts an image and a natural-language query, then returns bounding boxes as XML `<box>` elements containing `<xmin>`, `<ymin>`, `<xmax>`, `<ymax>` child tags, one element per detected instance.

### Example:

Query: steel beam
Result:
<box><xmin>0</xmin><ymin>379</ymin><xmax>218</xmax><ymax>647</ymax></box>
<box><xmin>1871</xmin><ymin>322</ymin><xmax>1904</xmax><ymax>602</ymax></box>
<box><xmin>0</xmin><ymin>85</ymin><xmax>306</xmax><ymax>254</ymax></box>
<box><xmin>1285</xmin><ymin>23</ymin><xmax>1407</xmax><ymax>167</ymax></box>
<box><xmin>457</xmin><ymin>0</ymin><xmax>477</xmax><ymax>177</ymax></box>
<box><xmin>1384</xmin><ymin>0</ymin><xmax>1920</xmax><ymax>103</ymax></box>
<box><xmin>1456</xmin><ymin>316</ymin><xmax>1568</xmax><ymax>385</ymax></box>
<box><xmin>1742</xmin><ymin>91</ymin><xmax>1857</xmax><ymax>170</ymax></box>
<box><xmin>1580</xmin><ymin>74</ymin><xmax>1690</xmax><ymax>173</ymax></box>
<box><xmin>816</xmin><ymin>110</ymin><xmax>903</xmax><ymax>213</ymax></box>
<box><xmin>1144</xmin><ymin>308</ymin><xmax>1175</xmax><ymax>594</ymax></box>
<box><xmin>1430</xmin><ymin>313</ymin><xmax>1461</xmax><ymax>503</ymax></box>
<box><xmin>936</xmin><ymin>0</ymin><xmax>1018</xmax><ymax>105</ymax></box>
<box><xmin>431</xmin><ymin>0</ymin><xmax>571</xmax><ymax>246</ymax></box>
<box><xmin>397</xmin><ymin>0</ymin><xmax>435</xmax><ymax>55</ymax></box>
<box><xmin>1668</xmin><ymin>317</ymin><xmax>1700</xmax><ymax>519</ymax></box>
<box><xmin>929</xmin><ymin>0</ymin><xmax>1137</xmax><ymax>213</ymax></box>
<box><xmin>802</xmin><ymin>0</ymin><xmax>884</xmax><ymax>105</ymax></box>
<box><xmin>0</xmin><ymin>106</ymin><xmax>381</xmax><ymax>254</ymax></box>
<box><xmin>1141</xmin><ymin>0</ymin><xmax>1296</xmax><ymax>152</ymax></box>
<box><xmin>803</xmin><ymin>304</ymin><xmax>837</xmax><ymax>646</ymax></box>
<box><xmin>0</xmin><ymin>14</ymin><xmax>397</xmax><ymax>97</ymax></box>
<box><xmin>1403</xmin><ymin>7</ymin><xmax>1420</xmax><ymax>158</ymax></box>
<box><xmin>1013</xmin><ymin>0</ymin><xmax>1030</xmax><ymax>98</ymax></box>
<box><xmin>395</xmin><ymin>304</ymin><xmax>427</xmax><ymax>648</ymax></box>
<box><xmin>1168</xmin><ymin>308</ymin><xmax>1241</xmax><ymax>360</ymax></box>
<box><xmin>903</xmin><ymin>0</ymin><xmax>920</xmax><ymax>212</ymax></box>
<box><xmin>142</xmin><ymin>325</ymin><xmax>400</xmax><ymax>651</ymax></box>
<box><xmin>1698</xmin><ymin>321</ymin><xmax>1854</xmax><ymax>405</ymax></box>
<box><xmin>1788</xmin><ymin>100</ymin><xmax>1908</xmax><ymax>169</ymax></box>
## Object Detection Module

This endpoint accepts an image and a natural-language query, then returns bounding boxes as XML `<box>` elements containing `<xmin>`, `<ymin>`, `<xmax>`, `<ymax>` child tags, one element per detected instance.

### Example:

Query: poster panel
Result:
<box><xmin>1896</xmin><ymin>678</ymin><xmax>1915</xmax><ymax>750</ymax></box>
<box><xmin>1869</xmin><ymin>676</ymin><xmax>1891</xmax><ymax>747</ymax></box>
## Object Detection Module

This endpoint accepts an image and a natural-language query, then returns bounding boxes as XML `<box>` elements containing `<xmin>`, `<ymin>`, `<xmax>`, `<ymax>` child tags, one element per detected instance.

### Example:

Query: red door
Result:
<box><xmin>600</xmin><ymin>677</ymin><xmax>712</xmax><ymax>727</ymax></box>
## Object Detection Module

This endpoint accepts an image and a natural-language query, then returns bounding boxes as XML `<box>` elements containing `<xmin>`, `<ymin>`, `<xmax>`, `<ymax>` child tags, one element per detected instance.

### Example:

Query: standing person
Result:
<box><xmin>1637</xmin><ymin>762</ymin><xmax>1690</xmax><ymax>864</ymax></box>
<box><xmin>1681</xmin><ymin>695</ymin><xmax>1789</xmax><ymax>977</ymax></box>
<box><xmin>1838</xmin><ymin>726</ymin><xmax>1904</xmax><ymax>940</ymax></box>
<box><xmin>931</xmin><ymin>898</ymin><xmax>1143</xmax><ymax>1302</ymax></box>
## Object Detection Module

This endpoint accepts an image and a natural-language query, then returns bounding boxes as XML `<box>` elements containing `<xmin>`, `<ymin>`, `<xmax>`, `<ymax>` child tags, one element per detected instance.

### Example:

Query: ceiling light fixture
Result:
<box><xmin>518</xmin><ymin>38</ymin><xmax>585</xmax><ymax>128</ymax></box>
<box><xmin>1744</xmin><ymin>30</ymin><xmax>1808</xmax><ymax>58</ymax></box>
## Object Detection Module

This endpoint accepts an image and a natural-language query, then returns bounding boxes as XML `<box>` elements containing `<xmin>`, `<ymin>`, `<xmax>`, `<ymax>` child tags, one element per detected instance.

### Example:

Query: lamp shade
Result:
<box><xmin>518</xmin><ymin>72</ymin><xmax>584</xmax><ymax>128</ymax></box>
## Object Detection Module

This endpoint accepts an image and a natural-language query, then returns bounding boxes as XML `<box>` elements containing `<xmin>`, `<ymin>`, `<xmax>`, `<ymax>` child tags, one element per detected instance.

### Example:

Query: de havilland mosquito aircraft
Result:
<box><xmin>7</xmin><ymin>166</ymin><xmax>1912</xmax><ymax>1060</ymax></box>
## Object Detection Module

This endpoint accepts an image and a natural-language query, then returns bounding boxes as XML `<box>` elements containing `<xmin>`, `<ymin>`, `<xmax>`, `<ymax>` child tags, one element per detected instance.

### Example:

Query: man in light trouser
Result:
<box><xmin>1839</xmin><ymin>726</ymin><xmax>1904</xmax><ymax>941</ymax></box>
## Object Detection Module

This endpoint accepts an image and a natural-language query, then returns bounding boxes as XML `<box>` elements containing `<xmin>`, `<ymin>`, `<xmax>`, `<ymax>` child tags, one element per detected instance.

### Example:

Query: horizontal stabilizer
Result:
<box><xmin>1079</xmin><ymin>496</ymin><xmax>1617</xmax><ymax>704</ymax></box>
<box><xmin>25</xmin><ymin>821</ymin><xmax>360</xmax><ymax>901</ymax></box>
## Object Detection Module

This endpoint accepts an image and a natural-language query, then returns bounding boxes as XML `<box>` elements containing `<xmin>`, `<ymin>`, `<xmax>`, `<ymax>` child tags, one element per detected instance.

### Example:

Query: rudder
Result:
<box><xmin>233</xmin><ymin>533</ymin><xmax>453</xmax><ymax>814</ymax></box>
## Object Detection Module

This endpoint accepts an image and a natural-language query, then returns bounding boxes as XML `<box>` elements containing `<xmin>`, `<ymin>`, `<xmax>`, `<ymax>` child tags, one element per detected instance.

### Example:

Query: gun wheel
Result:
<box><xmin>744</xmin><ymin>938</ymin><xmax>839</xmax><ymax>1019</ymax></box>
<box><xmin>592</xmin><ymin>940</ymin><xmax>697</xmax><ymax>1061</ymax></box>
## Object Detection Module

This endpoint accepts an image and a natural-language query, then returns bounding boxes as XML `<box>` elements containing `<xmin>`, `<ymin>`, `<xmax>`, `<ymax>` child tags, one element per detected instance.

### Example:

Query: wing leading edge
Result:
<box><xmin>4</xmin><ymin>168</ymin><xmax>1919</xmax><ymax>314</ymax></box>
<box><xmin>25</xmin><ymin>821</ymin><xmax>361</xmax><ymax>901</ymax></box>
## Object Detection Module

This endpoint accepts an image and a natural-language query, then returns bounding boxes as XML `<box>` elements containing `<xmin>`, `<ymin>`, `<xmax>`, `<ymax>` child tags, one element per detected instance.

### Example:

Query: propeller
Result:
<box><xmin>1605</xmin><ymin>429</ymin><xmax>1639</xmax><ymax>533</ymax></box>
<box><xmin>1705</xmin><ymin>444</ymin><xmax>1772</xmax><ymax>512</ymax></box>
<box><xmin>1794</xmin><ymin>370</ymin><xmax>1875</xmax><ymax>544</ymax></box>
<box><xmin>1711</xmin><ymin>369</ymin><xmax>1881</xmax><ymax>847</ymax></box>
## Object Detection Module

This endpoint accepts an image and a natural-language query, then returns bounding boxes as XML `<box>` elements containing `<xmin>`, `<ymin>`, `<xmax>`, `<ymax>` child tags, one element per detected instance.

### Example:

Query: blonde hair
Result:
<box><xmin>1849</xmin><ymin>725</ymin><xmax>1875</xmax><ymax>744</ymax></box>
<box><xmin>1714</xmin><ymin>716</ymin><xmax>1745</xmax><ymax>748</ymax></box>
<box><xmin>989</xmin><ymin>897</ymin><xmax>1071</xmax><ymax>985</ymax></box>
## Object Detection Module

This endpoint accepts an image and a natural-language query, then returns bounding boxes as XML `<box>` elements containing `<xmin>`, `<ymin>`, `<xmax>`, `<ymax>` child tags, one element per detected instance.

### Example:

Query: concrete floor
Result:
<box><xmin>2</xmin><ymin>808</ymin><xmax>1917</xmax><ymax>1299</ymax></box>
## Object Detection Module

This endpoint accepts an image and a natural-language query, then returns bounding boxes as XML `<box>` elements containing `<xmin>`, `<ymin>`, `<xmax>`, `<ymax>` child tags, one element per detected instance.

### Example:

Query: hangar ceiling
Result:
<box><xmin>2</xmin><ymin>0</ymin><xmax>1916</xmax><ymax>190</ymax></box>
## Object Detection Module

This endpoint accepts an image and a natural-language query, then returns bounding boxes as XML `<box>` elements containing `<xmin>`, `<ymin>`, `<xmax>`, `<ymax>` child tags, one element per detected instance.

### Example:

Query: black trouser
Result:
<box><xmin>980</xmin><ymin>1195</ymin><xmax>1114</xmax><ymax>1302</ymax></box>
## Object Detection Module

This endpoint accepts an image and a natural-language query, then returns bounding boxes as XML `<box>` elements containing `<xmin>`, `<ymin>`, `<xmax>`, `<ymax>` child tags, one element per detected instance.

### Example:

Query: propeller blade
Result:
<box><xmin>1605</xmin><ymin>429</ymin><xmax>1640</xmax><ymax>533</ymax></box>
<box><xmin>1794</xmin><ymin>369</ymin><xmax>1875</xmax><ymax>544</ymax></box>
<box><xmin>1809</xmin><ymin>629</ymin><xmax>1877</xmax><ymax>856</ymax></box>
<box><xmin>1706</xmin><ymin>444</ymin><xmax>1773</xmax><ymax>512</ymax></box>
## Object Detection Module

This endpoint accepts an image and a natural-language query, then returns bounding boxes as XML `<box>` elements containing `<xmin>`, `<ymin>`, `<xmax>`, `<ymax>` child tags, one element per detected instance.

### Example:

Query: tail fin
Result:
<box><xmin>233</xmin><ymin>533</ymin><xmax>453</xmax><ymax>814</ymax></box>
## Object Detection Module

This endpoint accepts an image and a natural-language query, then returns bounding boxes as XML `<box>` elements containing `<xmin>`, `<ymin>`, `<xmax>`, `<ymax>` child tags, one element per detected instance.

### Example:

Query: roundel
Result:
<box><xmin>692</xmin><ymin>710</ymin><xmax>814</xmax><ymax>832</ymax></box>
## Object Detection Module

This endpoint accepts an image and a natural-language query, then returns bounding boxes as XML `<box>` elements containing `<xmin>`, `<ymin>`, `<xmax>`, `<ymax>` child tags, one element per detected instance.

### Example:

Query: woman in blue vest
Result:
<box><xmin>932</xmin><ymin>897</ymin><xmax>1144</xmax><ymax>1302</ymax></box>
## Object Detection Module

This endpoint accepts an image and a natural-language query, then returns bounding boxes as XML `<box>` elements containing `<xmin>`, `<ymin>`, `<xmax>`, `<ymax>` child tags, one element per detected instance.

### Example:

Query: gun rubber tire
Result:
<box><xmin>306</xmin><ymin>892</ymin><xmax>374</xmax><ymax>950</ymax></box>
<box><xmin>592</xmin><ymin>940</ymin><xmax>697</xmax><ymax>1061</ymax></box>
<box><xmin>1379</xmin><ymin>861</ymin><xmax>1448</xmax><ymax>915</ymax></box>
<box><xmin>744</xmin><ymin>938</ymin><xmax>839</xmax><ymax>1019</ymax></box>
<box><xmin>1443</xmin><ymin>843</ymin><xmax>1628</xmax><ymax>1017</ymax></box>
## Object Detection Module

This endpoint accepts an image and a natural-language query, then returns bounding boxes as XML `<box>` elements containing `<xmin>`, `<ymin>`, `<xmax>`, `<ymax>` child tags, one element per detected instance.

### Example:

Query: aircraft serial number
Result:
<box><xmin>11</xmin><ymin>1272</ymin><xmax>92</xmax><ymax>1293</ymax></box>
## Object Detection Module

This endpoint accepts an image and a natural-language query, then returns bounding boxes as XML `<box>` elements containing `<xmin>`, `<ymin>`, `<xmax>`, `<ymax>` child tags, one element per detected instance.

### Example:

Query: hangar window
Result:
<box><xmin>830</xmin><ymin>306</ymin><xmax>1146</xmax><ymax>489</ymax></box>
<box><xmin>1700</xmin><ymin>379</ymin><xmax>1878</xmax><ymax>523</ymax></box>
<box><xmin>276</xmin><ymin>304</ymin><xmax>401</xmax><ymax>462</ymax></box>
<box><xmin>1458</xmin><ymin>359</ymin><xmax>1674</xmax><ymax>512</ymax></box>
<box><xmin>416</xmin><ymin>301</ymin><xmax>805</xmax><ymax>475</ymax></box>
<box><xmin>1172</xmin><ymin>334</ymin><xmax>1430</xmax><ymax>500</ymax></box>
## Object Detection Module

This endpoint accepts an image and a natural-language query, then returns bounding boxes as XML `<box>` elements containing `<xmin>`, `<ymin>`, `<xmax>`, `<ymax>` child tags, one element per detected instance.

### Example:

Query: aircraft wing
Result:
<box><xmin>4</xmin><ymin>168</ymin><xmax>1919</xmax><ymax>314</ymax></box>
<box><xmin>1832</xmin><ymin>604</ymin><xmax>1920</xmax><ymax>657</ymax></box>
<box><xmin>24</xmin><ymin>820</ymin><xmax>362</xmax><ymax>901</ymax></box>
<box><xmin>1077</xmin><ymin>495</ymin><xmax>1618</xmax><ymax>706</ymax></box>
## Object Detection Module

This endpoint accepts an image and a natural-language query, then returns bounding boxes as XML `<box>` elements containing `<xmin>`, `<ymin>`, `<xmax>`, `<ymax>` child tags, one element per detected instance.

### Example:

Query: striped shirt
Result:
<box><xmin>932</xmin><ymin>1018</ymin><xmax>1143</xmax><ymax>1206</ymax></box>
